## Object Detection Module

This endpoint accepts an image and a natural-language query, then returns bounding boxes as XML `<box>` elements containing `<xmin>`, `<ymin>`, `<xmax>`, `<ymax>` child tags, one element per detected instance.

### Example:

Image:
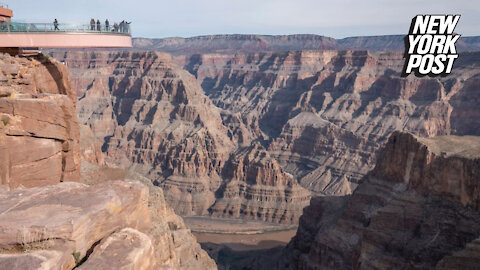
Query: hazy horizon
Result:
<box><xmin>7</xmin><ymin>0</ymin><xmax>480</xmax><ymax>39</ymax></box>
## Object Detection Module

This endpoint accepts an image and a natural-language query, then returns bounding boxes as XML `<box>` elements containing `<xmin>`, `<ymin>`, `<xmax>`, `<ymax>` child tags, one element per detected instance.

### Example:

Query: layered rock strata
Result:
<box><xmin>0</xmin><ymin>53</ymin><xmax>80</xmax><ymax>189</ymax></box>
<box><xmin>50</xmin><ymin>51</ymin><xmax>311</xmax><ymax>223</ymax></box>
<box><xmin>283</xmin><ymin>132</ymin><xmax>480</xmax><ymax>269</ymax></box>
<box><xmin>181</xmin><ymin>50</ymin><xmax>480</xmax><ymax>196</ymax></box>
<box><xmin>0</xmin><ymin>52</ymin><xmax>217</xmax><ymax>269</ymax></box>
<box><xmin>48</xmin><ymin>49</ymin><xmax>480</xmax><ymax>221</ymax></box>
<box><xmin>210</xmin><ymin>144</ymin><xmax>311</xmax><ymax>223</ymax></box>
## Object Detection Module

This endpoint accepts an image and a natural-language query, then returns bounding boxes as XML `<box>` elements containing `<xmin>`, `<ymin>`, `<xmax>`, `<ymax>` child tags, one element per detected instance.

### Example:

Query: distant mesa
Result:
<box><xmin>132</xmin><ymin>34</ymin><xmax>480</xmax><ymax>55</ymax></box>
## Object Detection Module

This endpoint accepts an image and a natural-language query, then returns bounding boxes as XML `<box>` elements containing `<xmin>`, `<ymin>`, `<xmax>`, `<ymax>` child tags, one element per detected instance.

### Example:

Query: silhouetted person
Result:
<box><xmin>96</xmin><ymin>19</ymin><xmax>101</xmax><ymax>31</ymax></box>
<box><xmin>90</xmin><ymin>18</ymin><xmax>95</xmax><ymax>31</ymax></box>
<box><xmin>0</xmin><ymin>21</ymin><xmax>7</xmax><ymax>31</ymax></box>
<box><xmin>105</xmin><ymin>19</ymin><xmax>109</xmax><ymax>31</ymax></box>
<box><xmin>113</xmin><ymin>23</ymin><xmax>119</xmax><ymax>32</ymax></box>
<box><xmin>53</xmin><ymin>19</ymin><xmax>59</xmax><ymax>31</ymax></box>
<box><xmin>119</xmin><ymin>20</ymin><xmax>124</xmax><ymax>33</ymax></box>
<box><xmin>124</xmin><ymin>21</ymin><xmax>131</xmax><ymax>33</ymax></box>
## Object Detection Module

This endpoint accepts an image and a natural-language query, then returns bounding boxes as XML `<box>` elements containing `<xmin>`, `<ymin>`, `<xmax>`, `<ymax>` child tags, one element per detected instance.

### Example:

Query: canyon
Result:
<box><xmin>200</xmin><ymin>131</ymin><xmax>480</xmax><ymax>269</ymax></box>
<box><xmin>1</xmin><ymin>31</ymin><xmax>480</xmax><ymax>269</ymax></box>
<box><xmin>49</xmin><ymin>47</ymin><xmax>480</xmax><ymax>225</ymax></box>
<box><xmin>179</xmin><ymin>49</ymin><xmax>480</xmax><ymax>197</ymax></box>
<box><xmin>0</xmin><ymin>53</ymin><xmax>216</xmax><ymax>270</ymax></box>
<box><xmin>282</xmin><ymin>131</ymin><xmax>480</xmax><ymax>269</ymax></box>
<box><xmin>51</xmin><ymin>50</ymin><xmax>312</xmax><ymax>224</ymax></box>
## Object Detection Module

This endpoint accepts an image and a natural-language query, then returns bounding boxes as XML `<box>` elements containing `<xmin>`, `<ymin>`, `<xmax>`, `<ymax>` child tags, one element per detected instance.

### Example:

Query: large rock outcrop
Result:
<box><xmin>0</xmin><ymin>53</ymin><xmax>81</xmax><ymax>189</ymax></box>
<box><xmin>79</xmin><ymin>161</ymin><xmax>219</xmax><ymax>270</ymax></box>
<box><xmin>0</xmin><ymin>178</ymin><xmax>217</xmax><ymax>270</ymax></box>
<box><xmin>0</xmin><ymin>52</ymin><xmax>216</xmax><ymax>269</ymax></box>
<box><xmin>76</xmin><ymin>228</ymin><xmax>156</xmax><ymax>270</ymax></box>
<box><xmin>282</xmin><ymin>132</ymin><xmax>480</xmax><ymax>269</ymax></box>
<box><xmin>0</xmin><ymin>181</ymin><xmax>151</xmax><ymax>269</ymax></box>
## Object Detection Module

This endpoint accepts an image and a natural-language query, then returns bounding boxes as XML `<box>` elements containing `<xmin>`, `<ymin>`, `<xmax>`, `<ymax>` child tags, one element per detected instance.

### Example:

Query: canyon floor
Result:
<box><xmin>185</xmin><ymin>216</ymin><xmax>297</xmax><ymax>234</ymax></box>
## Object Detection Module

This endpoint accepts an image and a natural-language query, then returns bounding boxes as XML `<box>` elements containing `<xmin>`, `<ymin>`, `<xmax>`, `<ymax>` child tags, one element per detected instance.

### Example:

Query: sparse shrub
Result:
<box><xmin>72</xmin><ymin>252</ymin><xmax>81</xmax><ymax>265</ymax></box>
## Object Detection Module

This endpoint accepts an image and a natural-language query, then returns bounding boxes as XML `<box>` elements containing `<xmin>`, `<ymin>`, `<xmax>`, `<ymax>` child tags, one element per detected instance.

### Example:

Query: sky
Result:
<box><xmin>6</xmin><ymin>0</ymin><xmax>480</xmax><ymax>39</ymax></box>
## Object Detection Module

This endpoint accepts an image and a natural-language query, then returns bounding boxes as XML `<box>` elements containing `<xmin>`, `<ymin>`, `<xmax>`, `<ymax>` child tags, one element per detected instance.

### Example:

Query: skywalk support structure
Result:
<box><xmin>0</xmin><ymin>4</ymin><xmax>132</xmax><ymax>54</ymax></box>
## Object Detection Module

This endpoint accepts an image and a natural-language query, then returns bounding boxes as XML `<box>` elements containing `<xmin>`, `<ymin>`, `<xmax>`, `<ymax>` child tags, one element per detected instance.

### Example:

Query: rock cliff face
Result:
<box><xmin>50</xmin><ymin>51</ymin><xmax>311</xmax><ymax>223</ymax></box>
<box><xmin>210</xmin><ymin>144</ymin><xmax>311</xmax><ymax>223</ymax></box>
<box><xmin>283</xmin><ymin>132</ymin><xmax>480</xmax><ymax>269</ymax></box>
<box><xmin>180</xmin><ymin>50</ymin><xmax>480</xmax><ymax>196</ymax></box>
<box><xmin>0</xmin><ymin>53</ymin><xmax>81</xmax><ymax>189</ymax></box>
<box><xmin>67</xmin><ymin>51</ymin><xmax>235</xmax><ymax>216</ymax></box>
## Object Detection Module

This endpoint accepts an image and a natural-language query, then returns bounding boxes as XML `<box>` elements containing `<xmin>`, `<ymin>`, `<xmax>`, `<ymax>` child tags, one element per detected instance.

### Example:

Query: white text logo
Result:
<box><xmin>402</xmin><ymin>15</ymin><xmax>461</xmax><ymax>77</ymax></box>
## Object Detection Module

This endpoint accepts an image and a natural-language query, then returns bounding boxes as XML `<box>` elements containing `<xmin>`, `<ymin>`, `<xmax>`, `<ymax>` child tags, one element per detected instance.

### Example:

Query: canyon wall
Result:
<box><xmin>48</xmin><ymin>49</ymin><xmax>480</xmax><ymax>222</ymax></box>
<box><xmin>283</xmin><ymin>131</ymin><xmax>480</xmax><ymax>269</ymax></box>
<box><xmin>51</xmin><ymin>51</ymin><xmax>311</xmax><ymax>223</ymax></box>
<box><xmin>0</xmin><ymin>53</ymin><xmax>81</xmax><ymax>189</ymax></box>
<box><xmin>179</xmin><ymin>50</ymin><xmax>480</xmax><ymax>196</ymax></box>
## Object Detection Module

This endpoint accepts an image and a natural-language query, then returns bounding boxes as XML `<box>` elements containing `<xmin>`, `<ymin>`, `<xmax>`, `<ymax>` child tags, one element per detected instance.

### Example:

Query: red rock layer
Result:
<box><xmin>0</xmin><ymin>53</ymin><xmax>80</xmax><ymax>189</ymax></box>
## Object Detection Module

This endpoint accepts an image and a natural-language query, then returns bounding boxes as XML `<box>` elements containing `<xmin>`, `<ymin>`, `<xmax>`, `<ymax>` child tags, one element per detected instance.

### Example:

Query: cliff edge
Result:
<box><xmin>0</xmin><ymin>54</ymin><xmax>80</xmax><ymax>189</ymax></box>
<box><xmin>283</xmin><ymin>131</ymin><xmax>480</xmax><ymax>269</ymax></box>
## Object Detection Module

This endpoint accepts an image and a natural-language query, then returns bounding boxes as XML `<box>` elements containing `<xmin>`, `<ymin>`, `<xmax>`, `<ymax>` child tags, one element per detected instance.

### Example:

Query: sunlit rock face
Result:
<box><xmin>0</xmin><ymin>53</ymin><xmax>80</xmax><ymax>189</ymax></box>
<box><xmin>0</xmin><ymin>178</ymin><xmax>217</xmax><ymax>270</ymax></box>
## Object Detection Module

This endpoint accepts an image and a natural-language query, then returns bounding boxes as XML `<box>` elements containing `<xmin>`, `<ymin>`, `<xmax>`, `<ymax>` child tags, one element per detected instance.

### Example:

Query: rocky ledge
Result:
<box><xmin>0</xmin><ymin>179</ymin><xmax>217</xmax><ymax>270</ymax></box>
<box><xmin>283</xmin><ymin>131</ymin><xmax>480</xmax><ymax>269</ymax></box>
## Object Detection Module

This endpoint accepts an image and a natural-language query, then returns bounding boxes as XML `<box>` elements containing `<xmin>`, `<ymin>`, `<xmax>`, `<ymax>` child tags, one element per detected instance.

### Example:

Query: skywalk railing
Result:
<box><xmin>0</xmin><ymin>21</ymin><xmax>131</xmax><ymax>35</ymax></box>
